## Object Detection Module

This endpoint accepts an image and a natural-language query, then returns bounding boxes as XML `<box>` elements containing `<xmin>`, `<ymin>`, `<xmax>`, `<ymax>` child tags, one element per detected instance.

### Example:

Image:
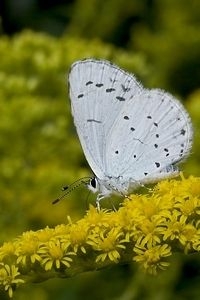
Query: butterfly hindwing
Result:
<box><xmin>106</xmin><ymin>89</ymin><xmax>193</xmax><ymax>182</ymax></box>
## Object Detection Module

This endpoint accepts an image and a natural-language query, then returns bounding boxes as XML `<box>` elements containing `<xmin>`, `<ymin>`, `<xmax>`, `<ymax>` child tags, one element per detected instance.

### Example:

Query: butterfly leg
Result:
<box><xmin>96</xmin><ymin>194</ymin><xmax>105</xmax><ymax>211</ymax></box>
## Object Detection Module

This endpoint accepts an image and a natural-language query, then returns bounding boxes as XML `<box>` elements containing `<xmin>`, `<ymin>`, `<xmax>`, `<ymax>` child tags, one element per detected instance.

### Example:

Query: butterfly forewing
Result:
<box><xmin>69</xmin><ymin>59</ymin><xmax>142</xmax><ymax>179</ymax></box>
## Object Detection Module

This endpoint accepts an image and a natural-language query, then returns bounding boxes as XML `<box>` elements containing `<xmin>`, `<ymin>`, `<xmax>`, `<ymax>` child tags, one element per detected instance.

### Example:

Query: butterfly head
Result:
<box><xmin>87</xmin><ymin>175</ymin><xmax>131</xmax><ymax>198</ymax></box>
<box><xmin>87</xmin><ymin>176</ymin><xmax>116</xmax><ymax>197</ymax></box>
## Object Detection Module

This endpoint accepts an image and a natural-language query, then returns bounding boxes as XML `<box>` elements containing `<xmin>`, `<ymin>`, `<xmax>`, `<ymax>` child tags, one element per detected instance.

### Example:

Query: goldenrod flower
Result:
<box><xmin>87</xmin><ymin>227</ymin><xmax>127</xmax><ymax>263</ymax></box>
<box><xmin>69</xmin><ymin>221</ymin><xmax>89</xmax><ymax>253</ymax></box>
<box><xmin>0</xmin><ymin>242</ymin><xmax>16</xmax><ymax>261</ymax></box>
<box><xmin>38</xmin><ymin>239</ymin><xmax>75</xmax><ymax>271</ymax></box>
<box><xmin>133</xmin><ymin>244</ymin><xmax>171</xmax><ymax>275</ymax></box>
<box><xmin>0</xmin><ymin>265</ymin><xmax>24</xmax><ymax>298</ymax></box>
<box><xmin>0</xmin><ymin>176</ymin><xmax>199</xmax><ymax>297</ymax></box>
<box><xmin>15</xmin><ymin>231</ymin><xmax>42</xmax><ymax>265</ymax></box>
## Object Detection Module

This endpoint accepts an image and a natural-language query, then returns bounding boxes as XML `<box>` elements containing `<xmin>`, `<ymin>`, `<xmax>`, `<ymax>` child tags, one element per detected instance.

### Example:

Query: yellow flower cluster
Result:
<box><xmin>0</xmin><ymin>176</ymin><xmax>199</xmax><ymax>297</ymax></box>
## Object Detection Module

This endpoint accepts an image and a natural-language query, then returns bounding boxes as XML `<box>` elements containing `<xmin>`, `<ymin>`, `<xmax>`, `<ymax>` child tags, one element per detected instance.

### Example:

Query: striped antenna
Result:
<box><xmin>52</xmin><ymin>177</ymin><xmax>91</xmax><ymax>204</ymax></box>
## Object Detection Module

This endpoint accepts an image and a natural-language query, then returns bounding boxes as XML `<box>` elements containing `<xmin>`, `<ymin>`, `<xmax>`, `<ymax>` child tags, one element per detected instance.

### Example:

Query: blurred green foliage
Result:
<box><xmin>67</xmin><ymin>0</ymin><xmax>200</xmax><ymax>96</ymax></box>
<box><xmin>0</xmin><ymin>0</ymin><xmax>200</xmax><ymax>299</ymax></box>
<box><xmin>2</xmin><ymin>1</ymin><xmax>200</xmax><ymax>96</ymax></box>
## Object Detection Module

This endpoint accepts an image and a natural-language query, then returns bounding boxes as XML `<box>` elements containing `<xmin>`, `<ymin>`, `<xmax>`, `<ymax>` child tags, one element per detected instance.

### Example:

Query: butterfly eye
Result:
<box><xmin>87</xmin><ymin>177</ymin><xmax>99</xmax><ymax>194</ymax></box>
<box><xmin>90</xmin><ymin>177</ymin><xmax>97</xmax><ymax>188</ymax></box>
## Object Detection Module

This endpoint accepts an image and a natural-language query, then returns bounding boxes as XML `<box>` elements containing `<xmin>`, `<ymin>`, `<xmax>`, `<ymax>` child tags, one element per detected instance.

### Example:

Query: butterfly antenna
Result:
<box><xmin>52</xmin><ymin>177</ymin><xmax>91</xmax><ymax>204</ymax></box>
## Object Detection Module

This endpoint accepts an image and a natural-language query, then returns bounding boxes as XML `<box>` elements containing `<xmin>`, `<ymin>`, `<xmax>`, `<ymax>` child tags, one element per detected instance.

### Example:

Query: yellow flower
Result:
<box><xmin>174</xmin><ymin>196</ymin><xmax>200</xmax><ymax>216</ymax></box>
<box><xmin>69</xmin><ymin>221</ymin><xmax>89</xmax><ymax>253</ymax></box>
<box><xmin>39</xmin><ymin>239</ymin><xmax>75</xmax><ymax>271</ymax></box>
<box><xmin>179</xmin><ymin>224</ymin><xmax>199</xmax><ymax>253</ymax></box>
<box><xmin>84</xmin><ymin>205</ymin><xmax>111</xmax><ymax>230</ymax></box>
<box><xmin>181</xmin><ymin>175</ymin><xmax>200</xmax><ymax>197</ymax></box>
<box><xmin>133</xmin><ymin>244</ymin><xmax>171</xmax><ymax>274</ymax></box>
<box><xmin>193</xmin><ymin>232</ymin><xmax>200</xmax><ymax>251</ymax></box>
<box><xmin>0</xmin><ymin>264</ymin><xmax>24</xmax><ymax>298</ymax></box>
<box><xmin>0</xmin><ymin>242</ymin><xmax>16</xmax><ymax>261</ymax></box>
<box><xmin>135</xmin><ymin>218</ymin><xmax>163</xmax><ymax>248</ymax></box>
<box><xmin>87</xmin><ymin>228</ymin><xmax>126</xmax><ymax>263</ymax></box>
<box><xmin>36</xmin><ymin>227</ymin><xmax>55</xmax><ymax>242</ymax></box>
<box><xmin>15</xmin><ymin>231</ymin><xmax>42</xmax><ymax>265</ymax></box>
<box><xmin>162</xmin><ymin>211</ymin><xmax>188</xmax><ymax>241</ymax></box>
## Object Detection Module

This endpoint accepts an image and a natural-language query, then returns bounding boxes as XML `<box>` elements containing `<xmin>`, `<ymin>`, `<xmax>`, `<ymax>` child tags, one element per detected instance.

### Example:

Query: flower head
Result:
<box><xmin>0</xmin><ymin>265</ymin><xmax>24</xmax><ymax>298</ymax></box>
<box><xmin>133</xmin><ymin>244</ymin><xmax>171</xmax><ymax>275</ymax></box>
<box><xmin>39</xmin><ymin>239</ymin><xmax>75</xmax><ymax>271</ymax></box>
<box><xmin>87</xmin><ymin>227</ymin><xmax>127</xmax><ymax>263</ymax></box>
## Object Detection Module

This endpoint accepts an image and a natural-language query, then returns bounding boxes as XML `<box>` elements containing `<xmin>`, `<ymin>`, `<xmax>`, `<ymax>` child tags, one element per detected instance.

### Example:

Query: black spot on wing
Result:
<box><xmin>78</xmin><ymin>94</ymin><xmax>84</xmax><ymax>98</ymax></box>
<box><xmin>181</xmin><ymin>129</ymin><xmax>186</xmax><ymax>136</ymax></box>
<box><xmin>130</xmin><ymin>127</ymin><xmax>135</xmax><ymax>131</ymax></box>
<box><xmin>86</xmin><ymin>81</ymin><xmax>93</xmax><ymax>86</ymax></box>
<box><xmin>124</xmin><ymin>116</ymin><xmax>129</xmax><ymax>120</ymax></box>
<box><xmin>155</xmin><ymin>162</ymin><xmax>160</xmax><ymax>168</ymax></box>
<box><xmin>87</xmin><ymin>119</ymin><xmax>102</xmax><ymax>124</ymax></box>
<box><xmin>96</xmin><ymin>83</ymin><xmax>104</xmax><ymax>87</ymax></box>
<box><xmin>116</xmin><ymin>96</ymin><xmax>126</xmax><ymax>101</ymax></box>
<box><xmin>106</xmin><ymin>88</ymin><xmax>116</xmax><ymax>93</ymax></box>
<box><xmin>147</xmin><ymin>115</ymin><xmax>152</xmax><ymax>119</ymax></box>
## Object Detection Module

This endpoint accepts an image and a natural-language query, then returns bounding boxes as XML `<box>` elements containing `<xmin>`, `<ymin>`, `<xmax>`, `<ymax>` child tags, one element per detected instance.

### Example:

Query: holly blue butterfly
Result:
<box><xmin>68</xmin><ymin>59</ymin><xmax>193</xmax><ymax>209</ymax></box>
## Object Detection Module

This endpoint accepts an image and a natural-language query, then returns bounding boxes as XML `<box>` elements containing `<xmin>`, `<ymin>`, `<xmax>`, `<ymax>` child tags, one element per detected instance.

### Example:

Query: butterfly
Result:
<box><xmin>68</xmin><ymin>58</ymin><xmax>193</xmax><ymax>209</ymax></box>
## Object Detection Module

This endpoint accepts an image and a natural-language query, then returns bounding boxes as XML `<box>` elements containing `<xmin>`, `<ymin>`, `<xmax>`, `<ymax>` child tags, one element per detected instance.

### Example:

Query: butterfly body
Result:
<box><xmin>88</xmin><ymin>176</ymin><xmax>133</xmax><ymax>197</ymax></box>
<box><xmin>68</xmin><ymin>59</ymin><xmax>193</xmax><ymax>206</ymax></box>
